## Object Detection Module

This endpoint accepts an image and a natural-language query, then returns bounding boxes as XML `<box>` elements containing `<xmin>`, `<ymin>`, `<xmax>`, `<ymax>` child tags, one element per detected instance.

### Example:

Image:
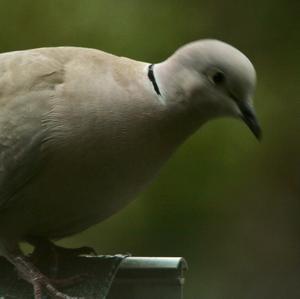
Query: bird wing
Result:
<box><xmin>0</xmin><ymin>48</ymin><xmax>65</xmax><ymax>209</ymax></box>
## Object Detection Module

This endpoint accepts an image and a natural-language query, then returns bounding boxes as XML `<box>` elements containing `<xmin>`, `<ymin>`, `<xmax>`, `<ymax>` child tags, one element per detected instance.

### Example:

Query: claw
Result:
<box><xmin>28</xmin><ymin>238</ymin><xmax>97</xmax><ymax>277</ymax></box>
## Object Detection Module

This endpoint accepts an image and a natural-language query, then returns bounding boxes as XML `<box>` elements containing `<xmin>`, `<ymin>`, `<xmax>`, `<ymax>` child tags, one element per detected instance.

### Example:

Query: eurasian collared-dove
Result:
<box><xmin>0</xmin><ymin>39</ymin><xmax>261</xmax><ymax>298</ymax></box>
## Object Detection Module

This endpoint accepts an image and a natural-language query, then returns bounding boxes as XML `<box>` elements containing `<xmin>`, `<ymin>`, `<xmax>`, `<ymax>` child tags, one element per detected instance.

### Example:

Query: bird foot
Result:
<box><xmin>51</xmin><ymin>245</ymin><xmax>97</xmax><ymax>260</ymax></box>
<box><xmin>28</xmin><ymin>238</ymin><xmax>97</xmax><ymax>276</ymax></box>
<box><xmin>12</xmin><ymin>255</ymin><xmax>84</xmax><ymax>299</ymax></box>
<box><xmin>30</xmin><ymin>238</ymin><xmax>97</xmax><ymax>259</ymax></box>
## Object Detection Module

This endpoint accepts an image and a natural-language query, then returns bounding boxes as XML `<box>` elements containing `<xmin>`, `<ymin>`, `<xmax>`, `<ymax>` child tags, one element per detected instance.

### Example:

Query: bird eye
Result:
<box><xmin>211</xmin><ymin>71</ymin><xmax>225</xmax><ymax>85</ymax></box>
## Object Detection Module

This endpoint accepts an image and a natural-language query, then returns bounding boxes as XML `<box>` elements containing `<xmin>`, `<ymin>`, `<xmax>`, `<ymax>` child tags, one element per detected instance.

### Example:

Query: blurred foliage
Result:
<box><xmin>0</xmin><ymin>1</ymin><xmax>299</xmax><ymax>298</ymax></box>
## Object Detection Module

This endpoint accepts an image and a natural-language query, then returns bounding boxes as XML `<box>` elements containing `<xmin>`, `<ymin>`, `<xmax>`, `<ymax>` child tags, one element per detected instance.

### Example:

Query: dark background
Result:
<box><xmin>0</xmin><ymin>1</ymin><xmax>299</xmax><ymax>298</ymax></box>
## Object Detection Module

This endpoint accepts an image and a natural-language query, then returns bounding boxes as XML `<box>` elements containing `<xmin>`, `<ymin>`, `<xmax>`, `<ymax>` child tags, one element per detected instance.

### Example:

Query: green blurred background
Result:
<box><xmin>0</xmin><ymin>1</ymin><xmax>299</xmax><ymax>298</ymax></box>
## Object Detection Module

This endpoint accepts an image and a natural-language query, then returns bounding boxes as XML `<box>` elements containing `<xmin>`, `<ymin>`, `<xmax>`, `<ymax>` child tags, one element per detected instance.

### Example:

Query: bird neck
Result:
<box><xmin>152</xmin><ymin>59</ymin><xmax>210</xmax><ymax>142</ymax></box>
<box><xmin>153</xmin><ymin>59</ymin><xmax>185</xmax><ymax>106</ymax></box>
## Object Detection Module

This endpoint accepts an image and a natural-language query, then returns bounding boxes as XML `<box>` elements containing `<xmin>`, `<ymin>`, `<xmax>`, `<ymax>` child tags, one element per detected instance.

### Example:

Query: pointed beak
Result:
<box><xmin>237</xmin><ymin>101</ymin><xmax>262</xmax><ymax>140</ymax></box>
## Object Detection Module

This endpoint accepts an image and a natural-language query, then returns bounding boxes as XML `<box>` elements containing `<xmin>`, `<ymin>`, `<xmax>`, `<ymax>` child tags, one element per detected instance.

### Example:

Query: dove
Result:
<box><xmin>0</xmin><ymin>39</ymin><xmax>260</xmax><ymax>298</ymax></box>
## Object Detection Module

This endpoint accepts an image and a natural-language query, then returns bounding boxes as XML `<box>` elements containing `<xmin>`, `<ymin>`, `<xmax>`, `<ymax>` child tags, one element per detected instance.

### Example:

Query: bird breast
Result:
<box><xmin>16</xmin><ymin>58</ymin><xmax>178</xmax><ymax>238</ymax></box>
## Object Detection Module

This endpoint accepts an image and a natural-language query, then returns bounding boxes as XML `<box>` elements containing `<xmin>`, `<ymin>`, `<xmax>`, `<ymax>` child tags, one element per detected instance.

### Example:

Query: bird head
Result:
<box><xmin>156</xmin><ymin>39</ymin><xmax>261</xmax><ymax>140</ymax></box>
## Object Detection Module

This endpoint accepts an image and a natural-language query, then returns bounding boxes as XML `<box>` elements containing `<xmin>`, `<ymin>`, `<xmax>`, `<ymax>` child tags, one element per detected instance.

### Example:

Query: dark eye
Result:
<box><xmin>212</xmin><ymin>71</ymin><xmax>225</xmax><ymax>85</ymax></box>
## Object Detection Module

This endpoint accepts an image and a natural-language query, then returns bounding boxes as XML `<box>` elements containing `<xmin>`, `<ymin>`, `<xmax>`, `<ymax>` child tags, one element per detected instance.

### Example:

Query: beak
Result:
<box><xmin>237</xmin><ymin>101</ymin><xmax>262</xmax><ymax>140</ymax></box>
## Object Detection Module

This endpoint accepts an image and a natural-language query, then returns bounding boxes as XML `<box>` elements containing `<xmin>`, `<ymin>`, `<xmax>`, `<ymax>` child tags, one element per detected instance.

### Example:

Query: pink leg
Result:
<box><xmin>7</xmin><ymin>254</ymin><xmax>85</xmax><ymax>299</ymax></box>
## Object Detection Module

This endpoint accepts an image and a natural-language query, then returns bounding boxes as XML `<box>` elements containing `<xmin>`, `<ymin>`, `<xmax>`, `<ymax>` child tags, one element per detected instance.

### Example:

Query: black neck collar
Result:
<box><xmin>148</xmin><ymin>64</ymin><xmax>161</xmax><ymax>96</ymax></box>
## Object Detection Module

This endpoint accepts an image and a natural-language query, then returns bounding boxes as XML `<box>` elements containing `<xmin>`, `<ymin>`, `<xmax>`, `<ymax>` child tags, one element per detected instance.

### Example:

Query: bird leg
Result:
<box><xmin>6</xmin><ymin>251</ymin><xmax>84</xmax><ymax>299</ymax></box>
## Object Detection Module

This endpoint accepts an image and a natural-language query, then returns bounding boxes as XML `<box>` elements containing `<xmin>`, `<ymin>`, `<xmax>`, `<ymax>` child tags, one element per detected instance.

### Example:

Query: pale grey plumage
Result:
<box><xmin>0</xmin><ymin>40</ymin><xmax>260</xmax><ymax>298</ymax></box>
